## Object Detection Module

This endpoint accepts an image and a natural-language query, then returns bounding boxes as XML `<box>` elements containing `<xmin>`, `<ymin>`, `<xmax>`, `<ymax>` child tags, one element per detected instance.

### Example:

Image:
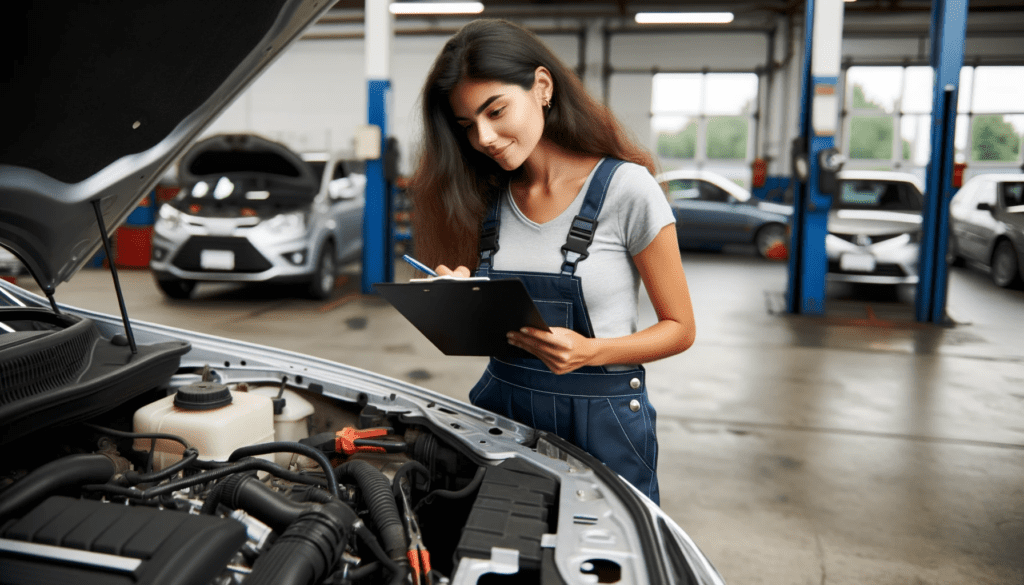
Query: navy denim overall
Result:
<box><xmin>468</xmin><ymin>158</ymin><xmax>660</xmax><ymax>504</ymax></box>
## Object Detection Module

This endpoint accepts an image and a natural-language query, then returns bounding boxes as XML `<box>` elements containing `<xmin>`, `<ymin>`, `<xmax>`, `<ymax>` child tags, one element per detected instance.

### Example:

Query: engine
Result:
<box><xmin>0</xmin><ymin>377</ymin><xmax>560</xmax><ymax>585</ymax></box>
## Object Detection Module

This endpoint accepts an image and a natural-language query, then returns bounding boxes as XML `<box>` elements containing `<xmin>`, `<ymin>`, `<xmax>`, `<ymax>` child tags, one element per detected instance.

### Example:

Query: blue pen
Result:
<box><xmin>402</xmin><ymin>254</ymin><xmax>439</xmax><ymax>277</ymax></box>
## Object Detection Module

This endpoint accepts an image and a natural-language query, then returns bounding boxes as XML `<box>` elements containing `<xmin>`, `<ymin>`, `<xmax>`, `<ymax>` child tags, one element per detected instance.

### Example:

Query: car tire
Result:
<box><xmin>990</xmin><ymin>240</ymin><xmax>1021</xmax><ymax>288</ymax></box>
<box><xmin>308</xmin><ymin>244</ymin><xmax>336</xmax><ymax>300</ymax></box>
<box><xmin>755</xmin><ymin>223</ymin><xmax>788</xmax><ymax>259</ymax></box>
<box><xmin>155</xmin><ymin>276</ymin><xmax>196</xmax><ymax>299</ymax></box>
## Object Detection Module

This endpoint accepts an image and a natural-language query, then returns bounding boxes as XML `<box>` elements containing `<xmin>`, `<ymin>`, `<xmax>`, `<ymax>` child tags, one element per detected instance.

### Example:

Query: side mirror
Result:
<box><xmin>976</xmin><ymin>202</ymin><xmax>993</xmax><ymax>212</ymax></box>
<box><xmin>328</xmin><ymin>178</ymin><xmax>354</xmax><ymax>199</ymax></box>
<box><xmin>817</xmin><ymin>148</ymin><xmax>845</xmax><ymax>195</ymax></box>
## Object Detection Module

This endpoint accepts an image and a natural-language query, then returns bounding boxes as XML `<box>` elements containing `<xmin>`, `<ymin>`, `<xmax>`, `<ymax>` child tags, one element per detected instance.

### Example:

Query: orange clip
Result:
<box><xmin>335</xmin><ymin>427</ymin><xmax>388</xmax><ymax>455</ymax></box>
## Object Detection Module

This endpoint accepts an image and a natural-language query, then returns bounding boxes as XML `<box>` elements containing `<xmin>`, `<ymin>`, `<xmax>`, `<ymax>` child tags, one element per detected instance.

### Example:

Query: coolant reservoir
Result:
<box><xmin>133</xmin><ymin>382</ymin><xmax>275</xmax><ymax>471</ymax></box>
<box><xmin>247</xmin><ymin>386</ymin><xmax>315</xmax><ymax>467</ymax></box>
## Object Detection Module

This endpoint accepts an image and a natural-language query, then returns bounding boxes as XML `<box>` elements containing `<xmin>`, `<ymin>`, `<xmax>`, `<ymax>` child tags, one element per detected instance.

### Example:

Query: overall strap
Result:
<box><xmin>477</xmin><ymin>195</ymin><xmax>502</xmax><ymax>273</ymax></box>
<box><xmin>561</xmin><ymin>158</ymin><xmax>625</xmax><ymax>276</ymax></box>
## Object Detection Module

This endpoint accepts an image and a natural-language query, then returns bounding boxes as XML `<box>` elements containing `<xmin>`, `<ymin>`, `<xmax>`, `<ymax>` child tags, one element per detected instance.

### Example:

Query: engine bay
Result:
<box><xmin>0</xmin><ymin>374</ymin><xmax>564</xmax><ymax>585</ymax></box>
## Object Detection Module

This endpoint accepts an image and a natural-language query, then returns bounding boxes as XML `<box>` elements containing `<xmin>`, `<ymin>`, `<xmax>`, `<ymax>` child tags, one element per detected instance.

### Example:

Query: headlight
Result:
<box><xmin>155</xmin><ymin>204</ymin><xmax>181</xmax><ymax>230</ymax></box>
<box><xmin>263</xmin><ymin>211</ymin><xmax>306</xmax><ymax>235</ymax></box>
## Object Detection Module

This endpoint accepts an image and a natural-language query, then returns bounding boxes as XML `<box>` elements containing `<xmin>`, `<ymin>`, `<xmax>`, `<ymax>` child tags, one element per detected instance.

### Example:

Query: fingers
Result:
<box><xmin>435</xmin><ymin>265</ymin><xmax>472</xmax><ymax>277</ymax></box>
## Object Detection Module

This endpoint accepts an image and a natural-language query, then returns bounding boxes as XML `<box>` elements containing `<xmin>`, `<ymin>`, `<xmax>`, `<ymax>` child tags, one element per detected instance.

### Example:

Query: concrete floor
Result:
<box><xmin>13</xmin><ymin>251</ymin><xmax>1024</xmax><ymax>585</ymax></box>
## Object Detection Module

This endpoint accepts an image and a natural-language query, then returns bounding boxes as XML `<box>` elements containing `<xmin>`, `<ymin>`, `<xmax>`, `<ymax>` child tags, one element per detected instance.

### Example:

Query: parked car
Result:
<box><xmin>656</xmin><ymin>169</ymin><xmax>791</xmax><ymax>258</ymax></box>
<box><xmin>825</xmin><ymin>170</ymin><xmax>925</xmax><ymax>285</ymax></box>
<box><xmin>948</xmin><ymin>173</ymin><xmax>1024</xmax><ymax>288</ymax></box>
<box><xmin>0</xmin><ymin>3</ymin><xmax>723</xmax><ymax>585</ymax></box>
<box><xmin>150</xmin><ymin>134</ymin><xmax>365</xmax><ymax>300</ymax></box>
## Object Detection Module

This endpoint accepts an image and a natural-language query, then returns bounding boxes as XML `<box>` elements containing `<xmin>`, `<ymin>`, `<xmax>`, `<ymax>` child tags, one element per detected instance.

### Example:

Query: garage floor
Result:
<box><xmin>14</xmin><ymin>252</ymin><xmax>1023</xmax><ymax>585</ymax></box>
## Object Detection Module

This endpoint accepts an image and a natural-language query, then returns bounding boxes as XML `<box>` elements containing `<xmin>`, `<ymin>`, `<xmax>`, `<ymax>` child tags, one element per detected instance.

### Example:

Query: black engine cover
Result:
<box><xmin>0</xmin><ymin>496</ymin><xmax>247</xmax><ymax>585</ymax></box>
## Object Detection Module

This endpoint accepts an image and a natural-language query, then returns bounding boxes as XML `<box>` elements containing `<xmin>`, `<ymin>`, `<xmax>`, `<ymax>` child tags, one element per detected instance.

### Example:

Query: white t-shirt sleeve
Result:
<box><xmin>613</xmin><ymin>164</ymin><xmax>676</xmax><ymax>257</ymax></box>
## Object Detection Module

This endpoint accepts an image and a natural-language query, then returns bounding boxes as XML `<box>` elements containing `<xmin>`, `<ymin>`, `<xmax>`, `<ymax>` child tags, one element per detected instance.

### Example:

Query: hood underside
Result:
<box><xmin>0</xmin><ymin>1</ymin><xmax>332</xmax><ymax>293</ymax></box>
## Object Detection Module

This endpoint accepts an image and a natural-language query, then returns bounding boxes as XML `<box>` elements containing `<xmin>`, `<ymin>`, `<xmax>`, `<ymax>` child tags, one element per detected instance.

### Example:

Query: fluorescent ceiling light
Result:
<box><xmin>389</xmin><ymin>2</ymin><xmax>484</xmax><ymax>15</ymax></box>
<box><xmin>635</xmin><ymin>12</ymin><xmax>734</xmax><ymax>24</ymax></box>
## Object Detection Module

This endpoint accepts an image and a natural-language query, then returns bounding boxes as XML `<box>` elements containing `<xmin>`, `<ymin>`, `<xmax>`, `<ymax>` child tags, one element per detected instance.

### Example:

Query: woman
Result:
<box><xmin>409</xmin><ymin>19</ymin><xmax>694</xmax><ymax>504</ymax></box>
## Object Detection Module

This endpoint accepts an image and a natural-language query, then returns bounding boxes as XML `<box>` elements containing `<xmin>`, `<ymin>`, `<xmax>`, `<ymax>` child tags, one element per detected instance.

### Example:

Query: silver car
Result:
<box><xmin>948</xmin><ymin>173</ymin><xmax>1024</xmax><ymax>288</ymax></box>
<box><xmin>150</xmin><ymin>134</ymin><xmax>365</xmax><ymax>299</ymax></box>
<box><xmin>825</xmin><ymin>170</ymin><xmax>925</xmax><ymax>284</ymax></box>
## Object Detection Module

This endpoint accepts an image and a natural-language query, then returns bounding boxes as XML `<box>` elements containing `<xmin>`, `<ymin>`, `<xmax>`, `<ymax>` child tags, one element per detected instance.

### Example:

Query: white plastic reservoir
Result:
<box><xmin>247</xmin><ymin>386</ymin><xmax>316</xmax><ymax>467</ymax></box>
<box><xmin>133</xmin><ymin>382</ymin><xmax>275</xmax><ymax>471</ymax></box>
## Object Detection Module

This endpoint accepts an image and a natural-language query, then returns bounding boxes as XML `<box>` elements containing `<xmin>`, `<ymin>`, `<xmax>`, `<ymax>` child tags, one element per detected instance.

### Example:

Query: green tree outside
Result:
<box><xmin>972</xmin><ymin>115</ymin><xmax>1022</xmax><ymax>161</ymax></box>
<box><xmin>706</xmin><ymin>116</ymin><xmax>748</xmax><ymax>159</ymax></box>
<box><xmin>849</xmin><ymin>84</ymin><xmax>912</xmax><ymax>160</ymax></box>
<box><xmin>657</xmin><ymin>122</ymin><xmax>697</xmax><ymax>158</ymax></box>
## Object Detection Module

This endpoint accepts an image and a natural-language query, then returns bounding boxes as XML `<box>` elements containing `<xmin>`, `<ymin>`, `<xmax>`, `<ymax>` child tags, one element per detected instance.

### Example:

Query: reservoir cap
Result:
<box><xmin>175</xmin><ymin>381</ymin><xmax>232</xmax><ymax>410</ymax></box>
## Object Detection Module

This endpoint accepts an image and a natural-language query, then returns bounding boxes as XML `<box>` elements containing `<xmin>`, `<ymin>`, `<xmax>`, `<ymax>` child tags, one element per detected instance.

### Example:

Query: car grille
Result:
<box><xmin>828</xmin><ymin>260</ymin><xmax>906</xmax><ymax>277</ymax></box>
<box><xmin>172</xmin><ymin>236</ymin><xmax>273</xmax><ymax>273</ymax></box>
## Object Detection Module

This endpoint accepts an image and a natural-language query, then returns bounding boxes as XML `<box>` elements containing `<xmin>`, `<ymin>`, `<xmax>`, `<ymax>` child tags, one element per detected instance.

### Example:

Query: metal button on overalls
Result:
<box><xmin>466</xmin><ymin>158</ymin><xmax>661</xmax><ymax>505</ymax></box>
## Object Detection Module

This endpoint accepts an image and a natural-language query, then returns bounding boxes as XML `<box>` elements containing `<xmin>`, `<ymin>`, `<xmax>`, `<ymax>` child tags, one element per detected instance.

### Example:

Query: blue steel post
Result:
<box><xmin>915</xmin><ymin>0</ymin><xmax>969</xmax><ymax>323</ymax></box>
<box><xmin>363</xmin><ymin>80</ymin><xmax>392</xmax><ymax>293</ymax></box>
<box><xmin>786</xmin><ymin>0</ymin><xmax>843</xmax><ymax>315</ymax></box>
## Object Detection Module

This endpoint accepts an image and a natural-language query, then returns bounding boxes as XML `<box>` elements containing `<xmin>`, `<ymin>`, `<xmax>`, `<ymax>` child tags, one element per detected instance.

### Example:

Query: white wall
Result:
<box><xmin>202</xmin><ymin>14</ymin><xmax>1024</xmax><ymax>181</ymax></box>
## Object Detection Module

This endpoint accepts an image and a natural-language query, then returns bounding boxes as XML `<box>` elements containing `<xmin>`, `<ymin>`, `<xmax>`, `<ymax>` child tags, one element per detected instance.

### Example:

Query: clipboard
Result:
<box><xmin>374</xmin><ymin>277</ymin><xmax>550</xmax><ymax>357</ymax></box>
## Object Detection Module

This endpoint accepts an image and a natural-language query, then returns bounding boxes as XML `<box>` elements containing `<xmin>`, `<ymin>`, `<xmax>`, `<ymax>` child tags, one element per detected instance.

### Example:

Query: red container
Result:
<box><xmin>114</xmin><ymin>225</ymin><xmax>153</xmax><ymax>268</ymax></box>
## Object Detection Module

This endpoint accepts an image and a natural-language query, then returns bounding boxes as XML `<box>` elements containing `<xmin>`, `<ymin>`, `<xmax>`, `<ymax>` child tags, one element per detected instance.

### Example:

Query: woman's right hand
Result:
<box><xmin>435</xmin><ymin>265</ymin><xmax>472</xmax><ymax>278</ymax></box>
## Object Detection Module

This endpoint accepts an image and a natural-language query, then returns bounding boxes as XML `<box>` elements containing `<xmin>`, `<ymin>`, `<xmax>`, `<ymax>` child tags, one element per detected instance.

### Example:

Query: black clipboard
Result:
<box><xmin>374</xmin><ymin>277</ymin><xmax>550</xmax><ymax>357</ymax></box>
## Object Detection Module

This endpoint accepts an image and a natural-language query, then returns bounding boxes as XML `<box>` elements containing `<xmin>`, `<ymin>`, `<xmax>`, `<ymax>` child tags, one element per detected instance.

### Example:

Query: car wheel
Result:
<box><xmin>990</xmin><ymin>240</ymin><xmax>1021</xmax><ymax>288</ymax></box>
<box><xmin>755</xmin><ymin>223</ymin><xmax>788</xmax><ymax>260</ymax></box>
<box><xmin>308</xmin><ymin>244</ymin><xmax>336</xmax><ymax>299</ymax></box>
<box><xmin>155</xmin><ymin>276</ymin><xmax>196</xmax><ymax>299</ymax></box>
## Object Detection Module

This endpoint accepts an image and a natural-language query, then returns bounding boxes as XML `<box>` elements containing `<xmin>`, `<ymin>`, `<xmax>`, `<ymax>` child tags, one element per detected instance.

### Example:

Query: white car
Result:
<box><xmin>0</xmin><ymin>3</ymin><xmax>724</xmax><ymax>585</ymax></box>
<box><xmin>150</xmin><ymin>134</ymin><xmax>365</xmax><ymax>300</ymax></box>
<box><xmin>948</xmin><ymin>173</ymin><xmax>1024</xmax><ymax>288</ymax></box>
<box><xmin>825</xmin><ymin>170</ymin><xmax>925</xmax><ymax>284</ymax></box>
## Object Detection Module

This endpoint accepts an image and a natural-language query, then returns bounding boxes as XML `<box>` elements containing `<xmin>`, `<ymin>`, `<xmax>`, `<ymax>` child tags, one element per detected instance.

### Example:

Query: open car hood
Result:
<box><xmin>0</xmin><ymin>1</ymin><xmax>332</xmax><ymax>294</ymax></box>
<box><xmin>178</xmin><ymin>133</ymin><xmax>321</xmax><ymax>193</ymax></box>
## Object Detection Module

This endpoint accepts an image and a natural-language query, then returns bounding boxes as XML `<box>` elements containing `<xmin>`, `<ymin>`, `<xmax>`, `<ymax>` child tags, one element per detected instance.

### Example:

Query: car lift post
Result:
<box><xmin>362</xmin><ymin>0</ymin><xmax>394</xmax><ymax>293</ymax></box>
<box><xmin>915</xmin><ymin>0</ymin><xmax>969</xmax><ymax>324</ymax></box>
<box><xmin>786</xmin><ymin>0</ymin><xmax>845</xmax><ymax>315</ymax></box>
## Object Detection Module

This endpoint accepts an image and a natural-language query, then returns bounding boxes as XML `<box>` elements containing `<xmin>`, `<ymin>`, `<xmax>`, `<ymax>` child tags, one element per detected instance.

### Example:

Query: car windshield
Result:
<box><xmin>837</xmin><ymin>180</ymin><xmax>922</xmax><ymax>211</ymax></box>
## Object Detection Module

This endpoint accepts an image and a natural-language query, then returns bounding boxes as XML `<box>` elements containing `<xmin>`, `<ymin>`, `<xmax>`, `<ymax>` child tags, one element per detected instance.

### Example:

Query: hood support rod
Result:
<box><xmin>91</xmin><ymin>200</ymin><xmax>137</xmax><ymax>355</ymax></box>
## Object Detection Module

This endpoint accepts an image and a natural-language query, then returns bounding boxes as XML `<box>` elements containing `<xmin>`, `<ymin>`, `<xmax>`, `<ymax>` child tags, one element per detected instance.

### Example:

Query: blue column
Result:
<box><xmin>786</xmin><ymin>0</ymin><xmax>842</xmax><ymax>315</ymax></box>
<box><xmin>362</xmin><ymin>79</ymin><xmax>391</xmax><ymax>293</ymax></box>
<box><xmin>915</xmin><ymin>0</ymin><xmax>969</xmax><ymax>323</ymax></box>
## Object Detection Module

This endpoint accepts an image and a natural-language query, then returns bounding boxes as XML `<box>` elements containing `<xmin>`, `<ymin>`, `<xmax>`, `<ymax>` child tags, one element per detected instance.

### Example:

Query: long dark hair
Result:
<box><xmin>410</xmin><ymin>19</ymin><xmax>656</xmax><ymax>269</ymax></box>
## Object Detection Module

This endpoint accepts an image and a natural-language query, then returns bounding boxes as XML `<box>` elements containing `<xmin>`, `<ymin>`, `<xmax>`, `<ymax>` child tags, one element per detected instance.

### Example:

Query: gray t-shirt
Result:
<box><xmin>490</xmin><ymin>160</ymin><xmax>676</xmax><ymax>356</ymax></box>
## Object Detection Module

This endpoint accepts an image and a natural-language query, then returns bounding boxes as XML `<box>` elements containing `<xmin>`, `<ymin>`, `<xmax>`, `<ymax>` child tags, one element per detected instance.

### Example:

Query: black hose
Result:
<box><xmin>229</xmin><ymin>442</ymin><xmax>339</xmax><ymax>498</ymax></box>
<box><xmin>217</xmin><ymin>474</ymin><xmax>310</xmax><ymax>533</ymax></box>
<box><xmin>124</xmin><ymin>448</ymin><xmax>200</xmax><ymax>485</ymax></box>
<box><xmin>390</xmin><ymin>460</ymin><xmax>430</xmax><ymax>500</ymax></box>
<box><xmin>125</xmin><ymin>458</ymin><xmax>315</xmax><ymax>499</ymax></box>
<box><xmin>84</xmin><ymin>423</ymin><xmax>192</xmax><ymax>450</ymax></box>
<box><xmin>0</xmin><ymin>454</ymin><xmax>124</xmax><ymax>521</ymax></box>
<box><xmin>334</xmin><ymin>460</ymin><xmax>407</xmax><ymax>565</ymax></box>
<box><xmin>415</xmin><ymin>465</ymin><xmax>486</xmax><ymax>511</ymax></box>
<box><xmin>354</xmin><ymin>523</ymin><xmax>408</xmax><ymax>585</ymax></box>
<box><xmin>245</xmin><ymin>500</ymin><xmax>359</xmax><ymax>585</ymax></box>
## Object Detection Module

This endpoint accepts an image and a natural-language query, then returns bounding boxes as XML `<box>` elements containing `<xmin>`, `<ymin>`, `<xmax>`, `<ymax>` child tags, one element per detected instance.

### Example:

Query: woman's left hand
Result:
<box><xmin>507</xmin><ymin>327</ymin><xmax>596</xmax><ymax>375</ymax></box>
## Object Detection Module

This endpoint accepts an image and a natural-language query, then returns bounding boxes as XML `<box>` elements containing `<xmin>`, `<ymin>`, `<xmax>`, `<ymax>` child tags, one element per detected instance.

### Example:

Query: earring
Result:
<box><xmin>543</xmin><ymin>98</ymin><xmax>552</xmax><ymax>112</ymax></box>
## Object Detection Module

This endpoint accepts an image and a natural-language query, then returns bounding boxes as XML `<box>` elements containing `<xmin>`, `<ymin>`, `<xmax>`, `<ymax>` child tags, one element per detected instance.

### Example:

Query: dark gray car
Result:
<box><xmin>948</xmin><ymin>173</ymin><xmax>1024</xmax><ymax>287</ymax></box>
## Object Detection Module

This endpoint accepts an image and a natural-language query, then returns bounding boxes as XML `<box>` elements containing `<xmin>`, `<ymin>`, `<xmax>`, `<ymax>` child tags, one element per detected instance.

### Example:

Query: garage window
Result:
<box><xmin>842</xmin><ymin>65</ymin><xmax>1024</xmax><ymax>182</ymax></box>
<box><xmin>651</xmin><ymin>73</ymin><xmax>758</xmax><ymax>186</ymax></box>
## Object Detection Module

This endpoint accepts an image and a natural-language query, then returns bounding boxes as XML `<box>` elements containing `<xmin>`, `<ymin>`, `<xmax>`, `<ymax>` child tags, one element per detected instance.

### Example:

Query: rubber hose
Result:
<box><xmin>244</xmin><ymin>501</ymin><xmax>358</xmax><ymax>585</ymax></box>
<box><xmin>0</xmin><ymin>454</ymin><xmax>122</xmax><ymax>521</ymax></box>
<box><xmin>124</xmin><ymin>448</ymin><xmax>199</xmax><ymax>485</ymax></box>
<box><xmin>228</xmin><ymin>442</ymin><xmax>339</xmax><ymax>498</ymax></box>
<box><xmin>334</xmin><ymin>460</ymin><xmax>407</xmax><ymax>563</ymax></box>
<box><xmin>220</xmin><ymin>474</ymin><xmax>311</xmax><ymax>533</ymax></box>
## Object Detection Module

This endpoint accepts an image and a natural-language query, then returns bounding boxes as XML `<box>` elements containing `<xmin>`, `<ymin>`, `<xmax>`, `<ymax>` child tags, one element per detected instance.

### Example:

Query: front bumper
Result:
<box><xmin>150</xmin><ymin>229</ymin><xmax>315</xmax><ymax>283</ymax></box>
<box><xmin>825</xmin><ymin>235</ymin><xmax>919</xmax><ymax>285</ymax></box>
